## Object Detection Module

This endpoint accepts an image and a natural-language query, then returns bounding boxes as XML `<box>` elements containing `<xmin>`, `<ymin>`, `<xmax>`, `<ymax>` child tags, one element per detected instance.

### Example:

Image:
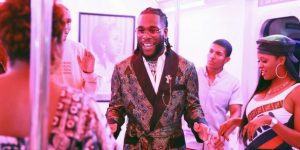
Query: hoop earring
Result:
<box><xmin>275</xmin><ymin>63</ymin><xmax>287</xmax><ymax>79</ymax></box>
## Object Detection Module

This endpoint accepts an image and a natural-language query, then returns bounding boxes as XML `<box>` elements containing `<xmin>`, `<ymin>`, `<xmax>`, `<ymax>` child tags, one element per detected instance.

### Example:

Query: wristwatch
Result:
<box><xmin>269</xmin><ymin>117</ymin><xmax>278</xmax><ymax>128</ymax></box>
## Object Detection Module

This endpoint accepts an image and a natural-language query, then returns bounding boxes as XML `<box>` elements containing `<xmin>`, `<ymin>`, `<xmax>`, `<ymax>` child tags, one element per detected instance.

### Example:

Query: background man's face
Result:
<box><xmin>206</xmin><ymin>43</ymin><xmax>229</xmax><ymax>70</ymax></box>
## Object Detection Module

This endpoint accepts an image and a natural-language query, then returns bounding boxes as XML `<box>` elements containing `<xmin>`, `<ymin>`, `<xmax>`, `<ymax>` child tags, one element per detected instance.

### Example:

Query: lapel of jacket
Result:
<box><xmin>131</xmin><ymin>52</ymin><xmax>156</xmax><ymax>106</ymax></box>
<box><xmin>150</xmin><ymin>50</ymin><xmax>179</xmax><ymax>131</ymax></box>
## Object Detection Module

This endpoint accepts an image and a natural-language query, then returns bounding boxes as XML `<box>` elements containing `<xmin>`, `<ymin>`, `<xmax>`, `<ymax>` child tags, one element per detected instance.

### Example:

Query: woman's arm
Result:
<box><xmin>271</xmin><ymin>86</ymin><xmax>300</xmax><ymax>148</ymax></box>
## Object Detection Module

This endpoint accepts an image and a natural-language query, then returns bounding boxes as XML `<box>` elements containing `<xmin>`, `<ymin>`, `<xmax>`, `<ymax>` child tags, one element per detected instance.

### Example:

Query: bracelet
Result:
<box><xmin>269</xmin><ymin>117</ymin><xmax>278</xmax><ymax>128</ymax></box>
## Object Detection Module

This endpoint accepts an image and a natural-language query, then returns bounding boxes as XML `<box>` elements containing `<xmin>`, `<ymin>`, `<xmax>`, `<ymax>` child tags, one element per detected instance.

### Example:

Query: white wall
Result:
<box><xmin>60</xmin><ymin>0</ymin><xmax>245</xmax><ymax>81</ymax></box>
<box><xmin>161</xmin><ymin>0</ymin><xmax>246</xmax><ymax>80</ymax></box>
<box><xmin>60</xmin><ymin>0</ymin><xmax>158</xmax><ymax>41</ymax></box>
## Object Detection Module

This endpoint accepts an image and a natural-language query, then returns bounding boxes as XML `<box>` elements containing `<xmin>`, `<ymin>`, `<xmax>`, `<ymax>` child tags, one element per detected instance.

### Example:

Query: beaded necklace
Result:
<box><xmin>147</xmin><ymin>60</ymin><xmax>157</xmax><ymax>81</ymax></box>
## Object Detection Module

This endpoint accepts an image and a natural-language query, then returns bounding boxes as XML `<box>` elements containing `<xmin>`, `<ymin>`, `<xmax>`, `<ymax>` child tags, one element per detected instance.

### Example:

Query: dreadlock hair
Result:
<box><xmin>134</xmin><ymin>7</ymin><xmax>172</xmax><ymax>54</ymax></box>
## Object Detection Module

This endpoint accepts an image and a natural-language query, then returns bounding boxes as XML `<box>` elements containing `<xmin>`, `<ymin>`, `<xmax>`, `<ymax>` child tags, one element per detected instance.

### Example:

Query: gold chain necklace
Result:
<box><xmin>266</xmin><ymin>81</ymin><xmax>293</xmax><ymax>95</ymax></box>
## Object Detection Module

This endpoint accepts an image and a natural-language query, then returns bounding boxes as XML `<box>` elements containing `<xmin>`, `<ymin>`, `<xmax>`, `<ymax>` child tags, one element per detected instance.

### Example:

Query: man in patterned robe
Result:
<box><xmin>106</xmin><ymin>7</ymin><xmax>209</xmax><ymax>150</ymax></box>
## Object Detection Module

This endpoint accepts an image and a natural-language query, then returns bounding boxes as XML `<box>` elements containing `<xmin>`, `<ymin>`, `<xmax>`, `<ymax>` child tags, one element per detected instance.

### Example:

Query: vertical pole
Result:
<box><xmin>29</xmin><ymin>0</ymin><xmax>54</xmax><ymax>149</ymax></box>
<box><xmin>174</xmin><ymin>0</ymin><xmax>180</xmax><ymax>52</ymax></box>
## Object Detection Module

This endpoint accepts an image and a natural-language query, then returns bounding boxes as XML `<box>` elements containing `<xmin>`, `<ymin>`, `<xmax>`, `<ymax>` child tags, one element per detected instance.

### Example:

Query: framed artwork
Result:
<box><xmin>79</xmin><ymin>12</ymin><xmax>135</xmax><ymax>101</ymax></box>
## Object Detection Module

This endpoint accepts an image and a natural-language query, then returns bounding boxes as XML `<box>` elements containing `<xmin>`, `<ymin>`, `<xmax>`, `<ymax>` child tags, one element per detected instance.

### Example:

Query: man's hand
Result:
<box><xmin>78</xmin><ymin>50</ymin><xmax>95</xmax><ymax>73</ymax></box>
<box><xmin>218</xmin><ymin>118</ymin><xmax>241</xmax><ymax>141</ymax></box>
<box><xmin>193</xmin><ymin>122</ymin><xmax>210</xmax><ymax>141</ymax></box>
<box><xmin>108</xmin><ymin>123</ymin><xmax>117</xmax><ymax>134</ymax></box>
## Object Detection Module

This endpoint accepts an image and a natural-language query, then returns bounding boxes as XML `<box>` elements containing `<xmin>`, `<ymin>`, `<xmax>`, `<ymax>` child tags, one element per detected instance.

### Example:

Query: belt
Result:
<box><xmin>125</xmin><ymin>133</ymin><xmax>185</xmax><ymax>149</ymax></box>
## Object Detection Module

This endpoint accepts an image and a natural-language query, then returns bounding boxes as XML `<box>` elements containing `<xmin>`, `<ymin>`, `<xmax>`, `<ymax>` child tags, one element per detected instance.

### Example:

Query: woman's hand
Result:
<box><xmin>78</xmin><ymin>50</ymin><xmax>95</xmax><ymax>73</ymax></box>
<box><xmin>242</xmin><ymin>115</ymin><xmax>272</xmax><ymax>141</ymax></box>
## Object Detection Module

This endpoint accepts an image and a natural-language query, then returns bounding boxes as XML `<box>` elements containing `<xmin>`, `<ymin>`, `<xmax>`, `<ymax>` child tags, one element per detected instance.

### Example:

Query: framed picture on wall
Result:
<box><xmin>79</xmin><ymin>12</ymin><xmax>135</xmax><ymax>101</ymax></box>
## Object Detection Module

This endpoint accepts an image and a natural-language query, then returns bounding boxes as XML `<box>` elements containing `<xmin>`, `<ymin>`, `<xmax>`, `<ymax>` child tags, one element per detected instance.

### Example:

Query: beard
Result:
<box><xmin>138</xmin><ymin>35</ymin><xmax>165</xmax><ymax>60</ymax></box>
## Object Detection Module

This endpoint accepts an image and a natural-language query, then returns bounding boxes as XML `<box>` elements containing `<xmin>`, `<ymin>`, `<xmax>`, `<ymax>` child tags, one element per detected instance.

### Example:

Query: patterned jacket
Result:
<box><xmin>106</xmin><ymin>50</ymin><xmax>207</xmax><ymax>150</ymax></box>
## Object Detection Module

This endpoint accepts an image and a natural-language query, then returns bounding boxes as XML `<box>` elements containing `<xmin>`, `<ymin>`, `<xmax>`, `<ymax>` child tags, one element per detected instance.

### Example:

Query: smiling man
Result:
<box><xmin>106</xmin><ymin>7</ymin><xmax>209</xmax><ymax>149</ymax></box>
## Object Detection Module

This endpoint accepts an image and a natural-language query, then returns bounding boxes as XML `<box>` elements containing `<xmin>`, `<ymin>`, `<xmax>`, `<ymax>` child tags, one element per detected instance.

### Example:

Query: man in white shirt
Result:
<box><xmin>51</xmin><ymin>4</ymin><xmax>99</xmax><ymax>93</ymax></box>
<box><xmin>184</xmin><ymin>39</ymin><xmax>243</xmax><ymax>150</ymax></box>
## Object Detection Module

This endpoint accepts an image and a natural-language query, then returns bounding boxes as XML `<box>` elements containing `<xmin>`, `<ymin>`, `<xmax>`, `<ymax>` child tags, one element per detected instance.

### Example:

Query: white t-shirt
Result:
<box><xmin>51</xmin><ymin>39</ymin><xmax>99</xmax><ymax>93</ymax></box>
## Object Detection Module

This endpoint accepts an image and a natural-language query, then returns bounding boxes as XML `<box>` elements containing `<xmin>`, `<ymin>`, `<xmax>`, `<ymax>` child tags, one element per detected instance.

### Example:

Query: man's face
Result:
<box><xmin>62</xmin><ymin>9</ymin><xmax>72</xmax><ymax>41</ymax></box>
<box><xmin>137</xmin><ymin>14</ymin><xmax>167</xmax><ymax>58</ymax></box>
<box><xmin>206</xmin><ymin>43</ymin><xmax>230</xmax><ymax>70</ymax></box>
